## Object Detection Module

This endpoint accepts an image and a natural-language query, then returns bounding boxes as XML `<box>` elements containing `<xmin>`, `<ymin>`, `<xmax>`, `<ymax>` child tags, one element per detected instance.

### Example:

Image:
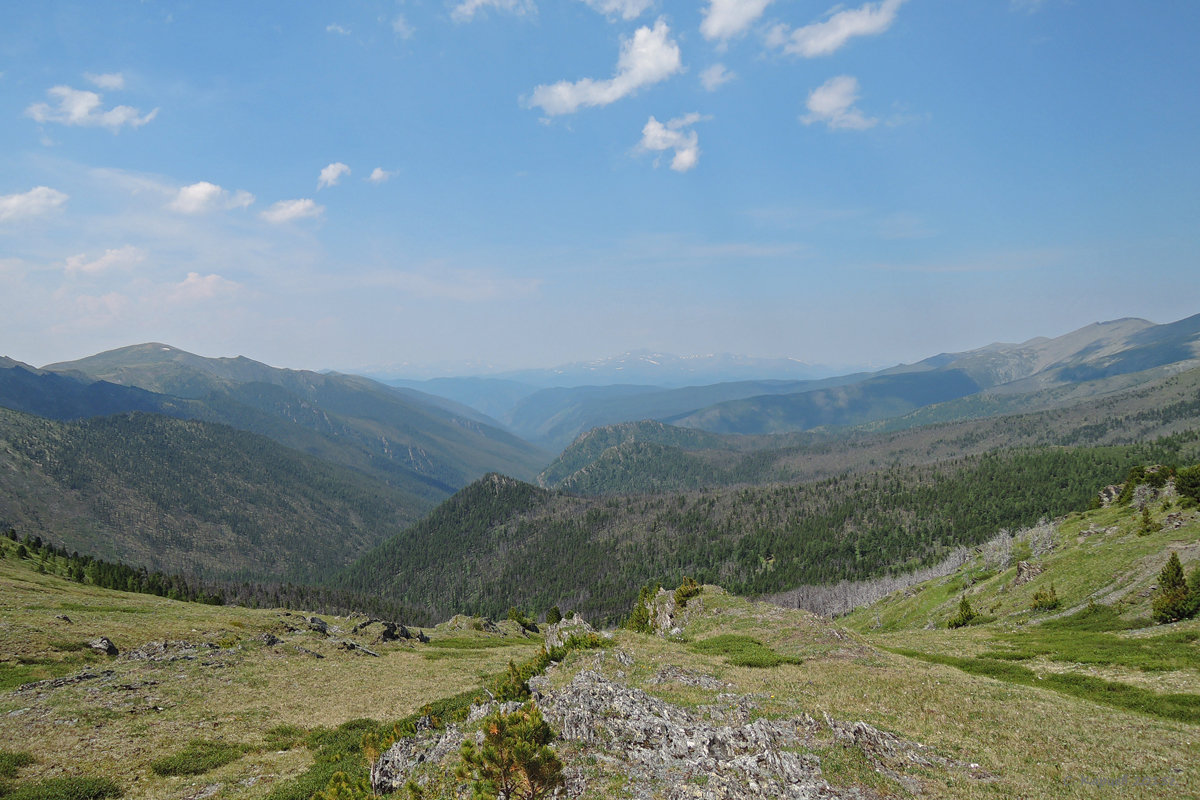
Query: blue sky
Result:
<box><xmin>2</xmin><ymin>1</ymin><xmax>1198</xmax><ymax>374</ymax></box>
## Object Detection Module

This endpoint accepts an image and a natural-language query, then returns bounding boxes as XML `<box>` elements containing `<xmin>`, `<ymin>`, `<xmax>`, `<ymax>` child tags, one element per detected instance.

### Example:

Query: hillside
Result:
<box><xmin>38</xmin><ymin>343</ymin><xmax>549</xmax><ymax>493</ymax></box>
<box><xmin>540</xmin><ymin>367</ymin><xmax>1200</xmax><ymax>494</ymax></box>
<box><xmin>337</xmin><ymin>440</ymin><xmax>1200</xmax><ymax>624</ymax></box>
<box><xmin>2</xmin><ymin>510</ymin><xmax>1197</xmax><ymax>799</ymax></box>
<box><xmin>0</xmin><ymin>407</ymin><xmax>429</xmax><ymax>582</ymax></box>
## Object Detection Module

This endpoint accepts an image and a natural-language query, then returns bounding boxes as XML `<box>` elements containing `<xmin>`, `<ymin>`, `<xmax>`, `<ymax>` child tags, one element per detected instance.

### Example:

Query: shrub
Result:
<box><xmin>507</xmin><ymin>608</ymin><xmax>536</xmax><ymax>632</ymax></box>
<box><xmin>1152</xmin><ymin>552</ymin><xmax>1193</xmax><ymax>624</ymax></box>
<box><xmin>689</xmin><ymin>635</ymin><xmax>801</xmax><ymax>668</ymax></box>
<box><xmin>1138</xmin><ymin>507</ymin><xmax>1159</xmax><ymax>536</ymax></box>
<box><xmin>150</xmin><ymin>739</ymin><xmax>246</xmax><ymax>776</ymax></box>
<box><xmin>545</xmin><ymin>606</ymin><xmax>562</xmax><ymax>625</ymax></box>
<box><xmin>1031</xmin><ymin>584</ymin><xmax>1060</xmax><ymax>611</ymax></box>
<box><xmin>674</xmin><ymin>577</ymin><xmax>702</xmax><ymax>608</ymax></box>
<box><xmin>1177</xmin><ymin>465</ymin><xmax>1200</xmax><ymax>504</ymax></box>
<box><xmin>457</xmin><ymin>704</ymin><xmax>563</xmax><ymax>800</ymax></box>
<box><xmin>624</xmin><ymin>582</ymin><xmax>660</xmax><ymax>633</ymax></box>
<box><xmin>947</xmin><ymin>596</ymin><xmax>978</xmax><ymax>629</ymax></box>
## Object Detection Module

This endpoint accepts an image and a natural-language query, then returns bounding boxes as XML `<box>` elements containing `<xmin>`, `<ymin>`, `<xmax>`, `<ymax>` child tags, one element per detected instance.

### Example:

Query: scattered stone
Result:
<box><xmin>181</xmin><ymin>783</ymin><xmax>221</xmax><ymax>800</ymax></box>
<box><xmin>648</xmin><ymin>665</ymin><xmax>730</xmax><ymax>691</ymax></box>
<box><xmin>13</xmin><ymin>670</ymin><xmax>115</xmax><ymax>694</ymax></box>
<box><xmin>1012</xmin><ymin>561</ymin><xmax>1044</xmax><ymax>586</ymax></box>
<box><xmin>259</xmin><ymin>633</ymin><xmax>281</xmax><ymax>647</ymax></box>
<box><xmin>292</xmin><ymin>645</ymin><xmax>324</xmax><ymax>659</ymax></box>
<box><xmin>89</xmin><ymin>637</ymin><xmax>118</xmax><ymax>656</ymax></box>
<box><xmin>337</xmin><ymin>640</ymin><xmax>380</xmax><ymax>657</ymax></box>
<box><xmin>55</xmin><ymin>614</ymin><xmax>72</xmax><ymax>623</ymax></box>
<box><xmin>1098</xmin><ymin>485</ymin><xmax>1122</xmax><ymax>507</ymax></box>
<box><xmin>307</xmin><ymin>616</ymin><xmax>329</xmax><ymax>635</ymax></box>
<box><xmin>121</xmin><ymin>640</ymin><xmax>215</xmax><ymax>663</ymax></box>
<box><xmin>378</xmin><ymin>621</ymin><xmax>411</xmax><ymax>642</ymax></box>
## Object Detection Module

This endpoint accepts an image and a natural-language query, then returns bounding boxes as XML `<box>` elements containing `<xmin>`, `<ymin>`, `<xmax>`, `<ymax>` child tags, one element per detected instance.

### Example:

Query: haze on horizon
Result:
<box><xmin>2</xmin><ymin>2</ymin><xmax>1198</xmax><ymax>374</ymax></box>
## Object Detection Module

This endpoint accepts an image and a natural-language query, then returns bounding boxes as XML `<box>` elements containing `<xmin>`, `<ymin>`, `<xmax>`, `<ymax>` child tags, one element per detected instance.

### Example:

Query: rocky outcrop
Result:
<box><xmin>543</xmin><ymin>615</ymin><xmax>599</xmax><ymax>650</ymax></box>
<box><xmin>89</xmin><ymin>636</ymin><xmax>119</xmax><ymax>656</ymax></box>
<box><xmin>1012</xmin><ymin>561</ymin><xmax>1044</xmax><ymax>586</ymax></box>
<box><xmin>371</xmin><ymin>721</ymin><xmax>463</xmax><ymax>794</ymax></box>
<box><xmin>534</xmin><ymin>669</ymin><xmax>834</xmax><ymax>799</ymax></box>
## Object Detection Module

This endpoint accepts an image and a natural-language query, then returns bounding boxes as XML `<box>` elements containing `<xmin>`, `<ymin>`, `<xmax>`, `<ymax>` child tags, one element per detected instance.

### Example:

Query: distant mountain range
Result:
<box><xmin>388</xmin><ymin>314</ymin><xmax>1200</xmax><ymax>450</ymax></box>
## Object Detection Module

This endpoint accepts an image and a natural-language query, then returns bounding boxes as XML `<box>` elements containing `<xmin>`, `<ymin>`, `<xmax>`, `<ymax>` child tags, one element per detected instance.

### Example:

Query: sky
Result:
<box><xmin>2</xmin><ymin>1</ymin><xmax>1198</xmax><ymax>375</ymax></box>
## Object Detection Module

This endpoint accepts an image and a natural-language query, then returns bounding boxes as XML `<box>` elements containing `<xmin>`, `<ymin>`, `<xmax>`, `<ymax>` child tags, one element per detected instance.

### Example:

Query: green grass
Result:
<box><xmin>425</xmin><ymin>636</ymin><xmax>529</xmax><ymax>650</ymax></box>
<box><xmin>0</xmin><ymin>776</ymin><xmax>122</xmax><ymax>799</ymax></box>
<box><xmin>893</xmin><ymin>648</ymin><xmax>1200</xmax><ymax>724</ymax></box>
<box><xmin>0</xmin><ymin>752</ymin><xmax>35</xmax><ymax>780</ymax></box>
<box><xmin>263</xmin><ymin>724</ymin><xmax>309</xmax><ymax>751</ymax></box>
<box><xmin>689</xmin><ymin>635</ymin><xmax>802</xmax><ymax>668</ymax></box>
<box><xmin>983</xmin><ymin>628</ymin><xmax>1200</xmax><ymax>672</ymax></box>
<box><xmin>148</xmin><ymin>739</ymin><xmax>248</xmax><ymax>777</ymax></box>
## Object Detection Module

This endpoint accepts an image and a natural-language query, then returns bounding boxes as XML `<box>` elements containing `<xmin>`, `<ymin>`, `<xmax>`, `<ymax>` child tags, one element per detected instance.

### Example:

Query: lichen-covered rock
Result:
<box><xmin>371</xmin><ymin>724</ymin><xmax>463</xmax><ymax>794</ymax></box>
<box><xmin>1012</xmin><ymin>561</ymin><xmax>1044</xmax><ymax>586</ymax></box>
<box><xmin>89</xmin><ymin>637</ymin><xmax>118</xmax><ymax>656</ymax></box>
<box><xmin>543</xmin><ymin>615</ymin><xmax>598</xmax><ymax>649</ymax></box>
<box><xmin>537</xmin><ymin>669</ymin><xmax>833</xmax><ymax>799</ymax></box>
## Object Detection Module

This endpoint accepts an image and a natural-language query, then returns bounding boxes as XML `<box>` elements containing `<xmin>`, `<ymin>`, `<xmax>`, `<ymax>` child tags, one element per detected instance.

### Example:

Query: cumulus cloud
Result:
<box><xmin>261</xmin><ymin>198</ymin><xmax>325</xmax><ymax>223</ymax></box>
<box><xmin>767</xmin><ymin>0</ymin><xmax>905</xmax><ymax>57</ymax></box>
<box><xmin>701</xmin><ymin>0</ymin><xmax>775</xmax><ymax>41</ymax></box>
<box><xmin>700</xmin><ymin>63</ymin><xmax>734</xmax><ymax>91</ymax></box>
<box><xmin>167</xmin><ymin>272</ymin><xmax>241</xmax><ymax>304</ymax></box>
<box><xmin>326</xmin><ymin>23</ymin><xmax>351</xmax><ymax>35</ymax></box>
<box><xmin>168</xmin><ymin>181</ymin><xmax>255</xmax><ymax>214</ymax></box>
<box><xmin>318</xmin><ymin>162</ymin><xmax>351</xmax><ymax>189</ymax></box>
<box><xmin>367</xmin><ymin>167</ymin><xmax>397</xmax><ymax>184</ymax></box>
<box><xmin>637</xmin><ymin>113</ymin><xmax>706</xmax><ymax>172</ymax></box>
<box><xmin>527</xmin><ymin>20</ymin><xmax>681</xmax><ymax>116</ymax></box>
<box><xmin>26</xmin><ymin>85</ymin><xmax>157</xmax><ymax>131</ymax></box>
<box><xmin>578</xmin><ymin>0</ymin><xmax>654</xmax><ymax>20</ymax></box>
<box><xmin>802</xmin><ymin>75</ymin><xmax>876</xmax><ymax>130</ymax></box>
<box><xmin>84</xmin><ymin>72</ymin><xmax>125</xmax><ymax>90</ymax></box>
<box><xmin>451</xmin><ymin>0</ymin><xmax>536</xmax><ymax>23</ymax></box>
<box><xmin>64</xmin><ymin>245</ymin><xmax>146</xmax><ymax>276</ymax></box>
<box><xmin>0</xmin><ymin>186</ymin><xmax>69</xmax><ymax>221</ymax></box>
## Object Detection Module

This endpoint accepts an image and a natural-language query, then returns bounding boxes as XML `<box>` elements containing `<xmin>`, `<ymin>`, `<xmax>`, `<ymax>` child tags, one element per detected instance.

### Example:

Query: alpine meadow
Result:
<box><xmin>2</xmin><ymin>3</ymin><xmax>1200</xmax><ymax>800</ymax></box>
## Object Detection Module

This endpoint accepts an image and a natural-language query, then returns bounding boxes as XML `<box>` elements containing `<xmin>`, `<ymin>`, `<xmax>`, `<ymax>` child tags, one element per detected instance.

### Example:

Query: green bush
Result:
<box><xmin>545</xmin><ymin>606</ymin><xmax>562</xmax><ymax>625</ymax></box>
<box><xmin>674</xmin><ymin>577</ymin><xmax>702</xmax><ymax>608</ymax></box>
<box><xmin>1152</xmin><ymin>552</ymin><xmax>1195</xmax><ymax>624</ymax></box>
<box><xmin>457</xmin><ymin>703</ymin><xmax>562</xmax><ymax>800</ymax></box>
<box><xmin>689</xmin><ymin>635</ymin><xmax>801</xmax><ymax>668</ymax></box>
<box><xmin>1031</xmin><ymin>584</ymin><xmax>1060</xmax><ymax>611</ymax></box>
<box><xmin>0</xmin><ymin>777</ymin><xmax>122</xmax><ymax>800</ymax></box>
<box><xmin>624</xmin><ymin>583</ymin><xmax>660</xmax><ymax>634</ymax></box>
<box><xmin>947</xmin><ymin>596</ymin><xmax>978</xmax><ymax>629</ymax></box>
<box><xmin>1177</xmin><ymin>465</ymin><xmax>1200</xmax><ymax>504</ymax></box>
<box><xmin>150</xmin><ymin>739</ymin><xmax>246</xmax><ymax>777</ymax></box>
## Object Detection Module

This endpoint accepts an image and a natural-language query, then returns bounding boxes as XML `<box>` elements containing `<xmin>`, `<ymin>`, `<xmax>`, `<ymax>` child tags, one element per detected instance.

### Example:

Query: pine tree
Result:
<box><xmin>1152</xmin><ymin>552</ymin><xmax>1191</xmax><ymax>623</ymax></box>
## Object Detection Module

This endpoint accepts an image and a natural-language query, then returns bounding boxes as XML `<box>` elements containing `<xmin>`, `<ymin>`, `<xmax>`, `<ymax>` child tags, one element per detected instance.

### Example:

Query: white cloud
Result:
<box><xmin>318</xmin><ymin>162</ymin><xmax>351</xmax><ymax>189</ymax></box>
<box><xmin>368</xmin><ymin>167</ymin><xmax>397</xmax><ymax>184</ymax></box>
<box><xmin>802</xmin><ymin>75</ymin><xmax>876</xmax><ymax>130</ymax></box>
<box><xmin>451</xmin><ymin>0</ymin><xmax>536</xmax><ymax>23</ymax></box>
<box><xmin>169</xmin><ymin>181</ymin><xmax>255</xmax><ymax>214</ymax></box>
<box><xmin>637</xmin><ymin>113</ymin><xmax>706</xmax><ymax>172</ymax></box>
<box><xmin>261</xmin><ymin>198</ymin><xmax>325</xmax><ymax>223</ymax></box>
<box><xmin>527</xmin><ymin>19</ymin><xmax>681</xmax><ymax>116</ymax></box>
<box><xmin>392</xmin><ymin>14</ymin><xmax>415</xmax><ymax>38</ymax></box>
<box><xmin>701</xmin><ymin>0</ymin><xmax>775</xmax><ymax>41</ymax></box>
<box><xmin>64</xmin><ymin>245</ymin><xmax>146</xmax><ymax>276</ymax></box>
<box><xmin>578</xmin><ymin>0</ymin><xmax>654</xmax><ymax>20</ymax></box>
<box><xmin>84</xmin><ymin>72</ymin><xmax>125</xmax><ymax>90</ymax></box>
<box><xmin>767</xmin><ymin>0</ymin><xmax>905</xmax><ymax>57</ymax></box>
<box><xmin>326</xmin><ymin>23</ymin><xmax>351</xmax><ymax>35</ymax></box>
<box><xmin>25</xmin><ymin>85</ymin><xmax>158</xmax><ymax>131</ymax></box>
<box><xmin>0</xmin><ymin>186</ymin><xmax>69</xmax><ymax>221</ymax></box>
<box><xmin>167</xmin><ymin>272</ymin><xmax>240</xmax><ymax>304</ymax></box>
<box><xmin>700</xmin><ymin>63</ymin><xmax>734</xmax><ymax>91</ymax></box>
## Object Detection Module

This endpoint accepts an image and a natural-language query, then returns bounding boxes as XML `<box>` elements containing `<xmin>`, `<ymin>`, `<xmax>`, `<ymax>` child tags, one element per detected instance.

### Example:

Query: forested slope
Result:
<box><xmin>0</xmin><ymin>407</ymin><xmax>426</xmax><ymax>583</ymax></box>
<box><xmin>338</xmin><ymin>436</ymin><xmax>1200</xmax><ymax>623</ymax></box>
